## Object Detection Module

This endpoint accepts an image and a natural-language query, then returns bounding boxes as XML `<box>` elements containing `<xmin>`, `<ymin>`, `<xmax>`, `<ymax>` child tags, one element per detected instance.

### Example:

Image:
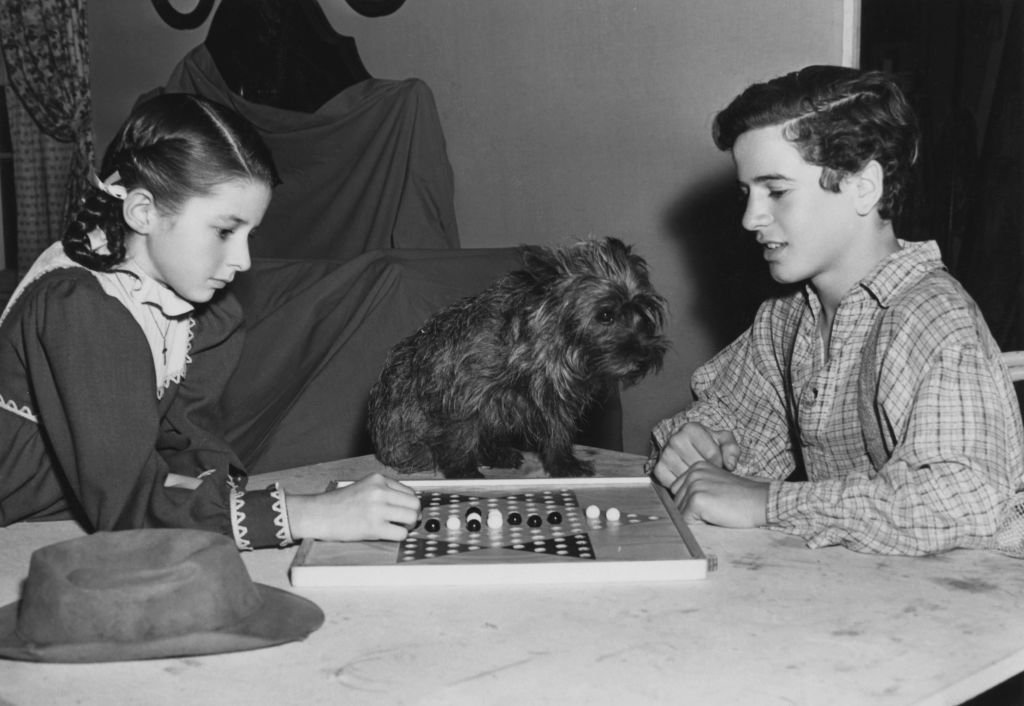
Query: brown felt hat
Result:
<box><xmin>0</xmin><ymin>529</ymin><xmax>324</xmax><ymax>662</ymax></box>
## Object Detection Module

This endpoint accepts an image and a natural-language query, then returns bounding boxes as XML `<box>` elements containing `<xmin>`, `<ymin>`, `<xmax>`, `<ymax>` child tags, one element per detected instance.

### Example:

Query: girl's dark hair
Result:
<box><xmin>63</xmin><ymin>93</ymin><xmax>278</xmax><ymax>270</ymax></box>
<box><xmin>712</xmin><ymin>65</ymin><xmax>920</xmax><ymax>221</ymax></box>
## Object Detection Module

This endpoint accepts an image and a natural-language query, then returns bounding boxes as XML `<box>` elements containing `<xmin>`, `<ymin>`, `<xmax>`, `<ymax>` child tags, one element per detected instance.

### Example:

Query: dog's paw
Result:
<box><xmin>546</xmin><ymin>457</ymin><xmax>595</xmax><ymax>478</ymax></box>
<box><xmin>440</xmin><ymin>464</ymin><xmax>486</xmax><ymax>480</ymax></box>
<box><xmin>482</xmin><ymin>448</ymin><xmax>524</xmax><ymax>470</ymax></box>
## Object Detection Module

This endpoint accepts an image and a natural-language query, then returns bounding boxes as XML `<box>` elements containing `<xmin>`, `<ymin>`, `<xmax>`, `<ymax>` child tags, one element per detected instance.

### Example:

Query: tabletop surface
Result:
<box><xmin>2</xmin><ymin>447</ymin><xmax>1023</xmax><ymax>706</ymax></box>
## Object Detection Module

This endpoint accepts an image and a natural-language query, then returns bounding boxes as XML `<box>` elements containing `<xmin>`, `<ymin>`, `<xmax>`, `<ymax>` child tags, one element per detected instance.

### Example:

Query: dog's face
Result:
<box><xmin>519</xmin><ymin>237</ymin><xmax>668</xmax><ymax>385</ymax></box>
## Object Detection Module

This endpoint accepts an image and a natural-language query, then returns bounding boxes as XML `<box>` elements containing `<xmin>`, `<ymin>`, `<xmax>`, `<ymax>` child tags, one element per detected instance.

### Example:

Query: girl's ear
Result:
<box><xmin>852</xmin><ymin>159</ymin><xmax>885</xmax><ymax>216</ymax></box>
<box><xmin>122</xmin><ymin>188</ymin><xmax>158</xmax><ymax>234</ymax></box>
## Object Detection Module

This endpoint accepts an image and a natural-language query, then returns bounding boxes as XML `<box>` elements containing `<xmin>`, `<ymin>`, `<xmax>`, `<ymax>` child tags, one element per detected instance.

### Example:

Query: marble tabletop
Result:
<box><xmin>2</xmin><ymin>447</ymin><xmax>1023</xmax><ymax>706</ymax></box>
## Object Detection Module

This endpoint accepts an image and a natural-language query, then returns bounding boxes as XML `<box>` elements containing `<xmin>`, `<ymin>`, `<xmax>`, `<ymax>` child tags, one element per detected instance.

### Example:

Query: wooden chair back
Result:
<box><xmin>1004</xmin><ymin>351</ymin><xmax>1024</xmax><ymax>382</ymax></box>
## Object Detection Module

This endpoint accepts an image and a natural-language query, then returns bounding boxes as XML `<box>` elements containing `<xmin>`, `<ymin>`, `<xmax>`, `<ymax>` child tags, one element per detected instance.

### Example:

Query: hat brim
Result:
<box><xmin>0</xmin><ymin>584</ymin><xmax>324</xmax><ymax>663</ymax></box>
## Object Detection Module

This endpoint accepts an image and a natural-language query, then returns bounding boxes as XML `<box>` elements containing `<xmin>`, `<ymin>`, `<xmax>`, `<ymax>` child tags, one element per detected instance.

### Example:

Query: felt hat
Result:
<box><xmin>0</xmin><ymin>529</ymin><xmax>324</xmax><ymax>663</ymax></box>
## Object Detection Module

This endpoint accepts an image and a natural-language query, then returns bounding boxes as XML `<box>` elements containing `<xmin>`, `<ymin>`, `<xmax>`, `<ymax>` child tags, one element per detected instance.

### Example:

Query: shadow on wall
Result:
<box><xmin>664</xmin><ymin>170</ymin><xmax>789</xmax><ymax>351</ymax></box>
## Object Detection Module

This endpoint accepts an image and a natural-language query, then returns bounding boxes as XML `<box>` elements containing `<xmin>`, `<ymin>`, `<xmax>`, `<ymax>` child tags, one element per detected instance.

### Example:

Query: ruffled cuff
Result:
<box><xmin>229</xmin><ymin>483</ymin><xmax>296</xmax><ymax>551</ymax></box>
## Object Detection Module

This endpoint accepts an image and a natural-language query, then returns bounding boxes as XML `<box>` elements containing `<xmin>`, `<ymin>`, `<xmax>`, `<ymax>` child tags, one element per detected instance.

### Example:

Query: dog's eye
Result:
<box><xmin>595</xmin><ymin>309</ymin><xmax>616</xmax><ymax>325</ymax></box>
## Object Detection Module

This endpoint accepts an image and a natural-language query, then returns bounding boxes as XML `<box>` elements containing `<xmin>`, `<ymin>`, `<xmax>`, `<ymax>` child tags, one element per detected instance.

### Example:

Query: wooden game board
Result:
<box><xmin>289</xmin><ymin>477</ymin><xmax>711</xmax><ymax>586</ymax></box>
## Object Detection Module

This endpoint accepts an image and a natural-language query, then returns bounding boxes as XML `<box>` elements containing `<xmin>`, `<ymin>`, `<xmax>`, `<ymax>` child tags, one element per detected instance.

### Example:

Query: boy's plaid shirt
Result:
<box><xmin>651</xmin><ymin>241</ymin><xmax>1024</xmax><ymax>555</ymax></box>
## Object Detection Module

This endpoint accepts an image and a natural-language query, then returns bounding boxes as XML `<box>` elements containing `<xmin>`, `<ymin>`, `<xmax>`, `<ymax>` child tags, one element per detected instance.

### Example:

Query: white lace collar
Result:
<box><xmin>2</xmin><ymin>238</ymin><xmax>196</xmax><ymax>398</ymax></box>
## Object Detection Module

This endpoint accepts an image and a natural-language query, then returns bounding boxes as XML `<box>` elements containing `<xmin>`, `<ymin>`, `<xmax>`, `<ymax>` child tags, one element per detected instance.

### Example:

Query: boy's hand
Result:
<box><xmin>668</xmin><ymin>461</ymin><xmax>769</xmax><ymax>528</ymax></box>
<box><xmin>651</xmin><ymin>422</ymin><xmax>740</xmax><ymax>488</ymax></box>
<box><xmin>286</xmin><ymin>472</ymin><xmax>422</xmax><ymax>542</ymax></box>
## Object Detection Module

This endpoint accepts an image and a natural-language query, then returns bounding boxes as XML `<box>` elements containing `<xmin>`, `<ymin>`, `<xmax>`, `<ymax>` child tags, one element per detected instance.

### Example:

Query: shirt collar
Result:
<box><xmin>801</xmin><ymin>240</ymin><xmax>946</xmax><ymax>310</ymax></box>
<box><xmin>114</xmin><ymin>259</ymin><xmax>194</xmax><ymax>318</ymax></box>
<box><xmin>858</xmin><ymin>240</ymin><xmax>945</xmax><ymax>307</ymax></box>
<box><xmin>82</xmin><ymin>230</ymin><xmax>194</xmax><ymax>317</ymax></box>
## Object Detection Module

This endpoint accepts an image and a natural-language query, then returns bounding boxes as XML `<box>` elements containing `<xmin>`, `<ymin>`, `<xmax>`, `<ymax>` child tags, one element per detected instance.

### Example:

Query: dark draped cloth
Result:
<box><xmin>222</xmin><ymin>248</ymin><xmax>524</xmax><ymax>472</ymax></box>
<box><xmin>955</xmin><ymin>0</ymin><xmax>1023</xmax><ymax>353</ymax></box>
<box><xmin>161</xmin><ymin>44</ymin><xmax>460</xmax><ymax>261</ymax></box>
<box><xmin>149</xmin><ymin>45</ymin><xmax>487</xmax><ymax>472</ymax></box>
<box><xmin>150</xmin><ymin>46</ymin><xmax>621</xmax><ymax>473</ymax></box>
<box><xmin>203</xmin><ymin>0</ymin><xmax>372</xmax><ymax>112</ymax></box>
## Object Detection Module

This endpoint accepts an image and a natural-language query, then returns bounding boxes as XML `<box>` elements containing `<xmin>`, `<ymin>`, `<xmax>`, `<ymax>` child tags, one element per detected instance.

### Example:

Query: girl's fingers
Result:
<box><xmin>392</xmin><ymin>488</ymin><xmax>423</xmax><ymax>510</ymax></box>
<box><xmin>378</xmin><ymin>521</ymin><xmax>411</xmax><ymax>542</ymax></box>
<box><xmin>385</xmin><ymin>477</ymin><xmax>418</xmax><ymax>496</ymax></box>
<box><xmin>389</xmin><ymin>504</ymin><xmax>421</xmax><ymax>528</ymax></box>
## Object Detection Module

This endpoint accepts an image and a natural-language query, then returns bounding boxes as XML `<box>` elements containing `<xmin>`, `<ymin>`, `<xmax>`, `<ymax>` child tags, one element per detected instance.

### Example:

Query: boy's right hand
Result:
<box><xmin>651</xmin><ymin>422</ymin><xmax>740</xmax><ymax>488</ymax></box>
<box><xmin>285</xmin><ymin>472</ymin><xmax>422</xmax><ymax>542</ymax></box>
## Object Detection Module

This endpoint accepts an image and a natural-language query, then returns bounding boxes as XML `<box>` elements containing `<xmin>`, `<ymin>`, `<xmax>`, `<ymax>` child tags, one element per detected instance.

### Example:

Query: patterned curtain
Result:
<box><xmin>0</xmin><ymin>0</ymin><xmax>93</xmax><ymax>274</ymax></box>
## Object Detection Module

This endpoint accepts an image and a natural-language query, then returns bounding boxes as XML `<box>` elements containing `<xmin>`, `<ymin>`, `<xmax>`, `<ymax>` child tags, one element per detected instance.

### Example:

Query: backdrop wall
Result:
<box><xmin>89</xmin><ymin>0</ymin><xmax>849</xmax><ymax>455</ymax></box>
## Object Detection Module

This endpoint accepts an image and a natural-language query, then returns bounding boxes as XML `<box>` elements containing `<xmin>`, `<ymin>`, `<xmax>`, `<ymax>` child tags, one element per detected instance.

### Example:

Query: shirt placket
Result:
<box><xmin>792</xmin><ymin>311</ymin><xmax>830</xmax><ymax>475</ymax></box>
<box><xmin>800</xmin><ymin>295</ymin><xmax>875</xmax><ymax>480</ymax></box>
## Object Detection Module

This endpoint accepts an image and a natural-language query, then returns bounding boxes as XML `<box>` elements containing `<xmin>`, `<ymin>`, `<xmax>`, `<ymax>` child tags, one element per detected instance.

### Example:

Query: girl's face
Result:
<box><xmin>130</xmin><ymin>178</ymin><xmax>272</xmax><ymax>303</ymax></box>
<box><xmin>732</xmin><ymin>125</ymin><xmax>863</xmax><ymax>297</ymax></box>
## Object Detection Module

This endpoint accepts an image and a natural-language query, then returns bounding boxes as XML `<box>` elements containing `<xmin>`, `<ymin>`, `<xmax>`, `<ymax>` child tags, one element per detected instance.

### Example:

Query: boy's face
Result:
<box><xmin>732</xmin><ymin>125</ymin><xmax>863</xmax><ymax>294</ymax></box>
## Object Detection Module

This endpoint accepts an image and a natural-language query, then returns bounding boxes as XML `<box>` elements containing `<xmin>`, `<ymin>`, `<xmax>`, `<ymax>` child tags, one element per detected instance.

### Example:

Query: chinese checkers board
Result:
<box><xmin>289</xmin><ymin>477</ymin><xmax>711</xmax><ymax>587</ymax></box>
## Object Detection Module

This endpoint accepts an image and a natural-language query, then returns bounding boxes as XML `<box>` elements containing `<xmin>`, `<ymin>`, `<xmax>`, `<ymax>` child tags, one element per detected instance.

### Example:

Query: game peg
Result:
<box><xmin>527</xmin><ymin>514</ymin><xmax>543</xmax><ymax>527</ymax></box>
<box><xmin>605</xmin><ymin>507</ymin><xmax>621</xmax><ymax>522</ymax></box>
<box><xmin>445</xmin><ymin>516</ymin><xmax>462</xmax><ymax>531</ymax></box>
<box><xmin>585</xmin><ymin>504</ymin><xmax>601</xmax><ymax>520</ymax></box>
<box><xmin>547</xmin><ymin>511</ymin><xmax>563</xmax><ymax>525</ymax></box>
<box><xmin>507</xmin><ymin>512</ymin><xmax>523</xmax><ymax>525</ymax></box>
<box><xmin>486</xmin><ymin>509</ymin><xmax>504</xmax><ymax>529</ymax></box>
<box><xmin>424</xmin><ymin>518</ymin><xmax>441</xmax><ymax>533</ymax></box>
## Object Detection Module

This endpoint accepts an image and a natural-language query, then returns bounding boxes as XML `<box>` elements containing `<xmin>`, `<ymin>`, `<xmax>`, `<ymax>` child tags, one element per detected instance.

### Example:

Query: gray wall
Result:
<box><xmin>90</xmin><ymin>0</ymin><xmax>850</xmax><ymax>454</ymax></box>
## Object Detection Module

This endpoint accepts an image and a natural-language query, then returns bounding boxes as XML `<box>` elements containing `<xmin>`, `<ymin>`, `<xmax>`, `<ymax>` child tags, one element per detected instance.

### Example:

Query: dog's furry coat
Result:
<box><xmin>368</xmin><ymin>237</ymin><xmax>668</xmax><ymax>477</ymax></box>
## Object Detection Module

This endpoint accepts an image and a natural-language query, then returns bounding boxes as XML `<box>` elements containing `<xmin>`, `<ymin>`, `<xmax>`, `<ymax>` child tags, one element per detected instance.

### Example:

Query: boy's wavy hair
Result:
<box><xmin>712</xmin><ymin>65</ymin><xmax>920</xmax><ymax>222</ymax></box>
<box><xmin>63</xmin><ymin>93</ymin><xmax>278</xmax><ymax>271</ymax></box>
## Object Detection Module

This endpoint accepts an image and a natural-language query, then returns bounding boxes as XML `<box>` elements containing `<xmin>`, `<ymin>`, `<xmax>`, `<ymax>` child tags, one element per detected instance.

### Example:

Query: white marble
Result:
<box><xmin>2</xmin><ymin>449</ymin><xmax>1023</xmax><ymax>706</ymax></box>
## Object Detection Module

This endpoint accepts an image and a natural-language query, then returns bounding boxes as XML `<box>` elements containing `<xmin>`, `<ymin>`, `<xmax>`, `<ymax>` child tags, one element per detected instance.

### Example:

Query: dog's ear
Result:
<box><xmin>603</xmin><ymin>236</ymin><xmax>630</xmax><ymax>255</ymax></box>
<box><xmin>518</xmin><ymin>244</ymin><xmax>561</xmax><ymax>284</ymax></box>
<box><xmin>600</xmin><ymin>237</ymin><xmax>643</xmax><ymax>270</ymax></box>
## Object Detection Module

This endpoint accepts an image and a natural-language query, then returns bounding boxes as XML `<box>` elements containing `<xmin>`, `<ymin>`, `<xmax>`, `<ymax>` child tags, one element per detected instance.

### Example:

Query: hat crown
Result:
<box><xmin>17</xmin><ymin>530</ymin><xmax>263</xmax><ymax>646</ymax></box>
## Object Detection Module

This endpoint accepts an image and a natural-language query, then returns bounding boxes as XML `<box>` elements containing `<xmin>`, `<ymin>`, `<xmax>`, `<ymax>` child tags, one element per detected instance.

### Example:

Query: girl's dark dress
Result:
<box><xmin>0</xmin><ymin>252</ymin><xmax>287</xmax><ymax>549</ymax></box>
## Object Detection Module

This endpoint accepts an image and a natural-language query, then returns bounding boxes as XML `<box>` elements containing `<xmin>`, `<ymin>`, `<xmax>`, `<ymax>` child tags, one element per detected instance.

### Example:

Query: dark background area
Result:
<box><xmin>861</xmin><ymin>0</ymin><xmax>1023</xmax><ymax>357</ymax></box>
<box><xmin>863</xmin><ymin>3</ymin><xmax>1024</xmax><ymax>704</ymax></box>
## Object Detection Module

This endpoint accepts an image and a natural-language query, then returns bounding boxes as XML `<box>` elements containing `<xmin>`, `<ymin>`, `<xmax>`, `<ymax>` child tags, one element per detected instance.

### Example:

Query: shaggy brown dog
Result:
<box><xmin>367</xmin><ymin>237</ymin><xmax>668</xmax><ymax>478</ymax></box>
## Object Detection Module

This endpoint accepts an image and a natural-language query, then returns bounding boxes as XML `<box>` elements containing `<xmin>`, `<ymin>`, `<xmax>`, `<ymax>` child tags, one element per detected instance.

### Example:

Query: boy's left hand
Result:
<box><xmin>668</xmin><ymin>461</ymin><xmax>769</xmax><ymax>528</ymax></box>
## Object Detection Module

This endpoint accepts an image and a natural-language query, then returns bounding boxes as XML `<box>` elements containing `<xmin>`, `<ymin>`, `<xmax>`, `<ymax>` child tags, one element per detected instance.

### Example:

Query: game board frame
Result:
<box><xmin>289</xmin><ymin>476</ymin><xmax>711</xmax><ymax>586</ymax></box>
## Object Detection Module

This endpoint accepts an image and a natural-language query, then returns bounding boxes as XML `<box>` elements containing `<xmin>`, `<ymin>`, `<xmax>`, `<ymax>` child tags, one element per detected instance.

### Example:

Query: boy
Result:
<box><xmin>649</xmin><ymin>65</ymin><xmax>1024</xmax><ymax>555</ymax></box>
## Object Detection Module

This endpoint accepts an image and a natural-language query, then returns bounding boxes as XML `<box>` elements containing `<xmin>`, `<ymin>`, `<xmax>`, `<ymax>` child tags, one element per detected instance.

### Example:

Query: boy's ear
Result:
<box><xmin>851</xmin><ymin>159</ymin><xmax>885</xmax><ymax>216</ymax></box>
<box><xmin>122</xmin><ymin>189</ymin><xmax>158</xmax><ymax>234</ymax></box>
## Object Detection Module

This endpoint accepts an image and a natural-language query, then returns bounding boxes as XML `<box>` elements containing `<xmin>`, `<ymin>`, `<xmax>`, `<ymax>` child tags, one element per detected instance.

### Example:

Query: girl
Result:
<box><xmin>0</xmin><ymin>93</ymin><xmax>420</xmax><ymax>549</ymax></box>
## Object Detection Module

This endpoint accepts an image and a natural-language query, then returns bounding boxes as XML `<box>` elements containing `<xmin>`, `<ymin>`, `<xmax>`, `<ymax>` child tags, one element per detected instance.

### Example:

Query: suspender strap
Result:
<box><xmin>857</xmin><ymin>271</ymin><xmax>947</xmax><ymax>473</ymax></box>
<box><xmin>857</xmin><ymin>307</ymin><xmax>891</xmax><ymax>473</ymax></box>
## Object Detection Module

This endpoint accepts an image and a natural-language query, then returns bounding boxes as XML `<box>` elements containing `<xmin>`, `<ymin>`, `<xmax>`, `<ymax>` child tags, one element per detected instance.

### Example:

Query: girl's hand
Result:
<box><xmin>285</xmin><ymin>472</ymin><xmax>422</xmax><ymax>542</ymax></box>
<box><xmin>651</xmin><ymin>422</ymin><xmax>740</xmax><ymax>488</ymax></box>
